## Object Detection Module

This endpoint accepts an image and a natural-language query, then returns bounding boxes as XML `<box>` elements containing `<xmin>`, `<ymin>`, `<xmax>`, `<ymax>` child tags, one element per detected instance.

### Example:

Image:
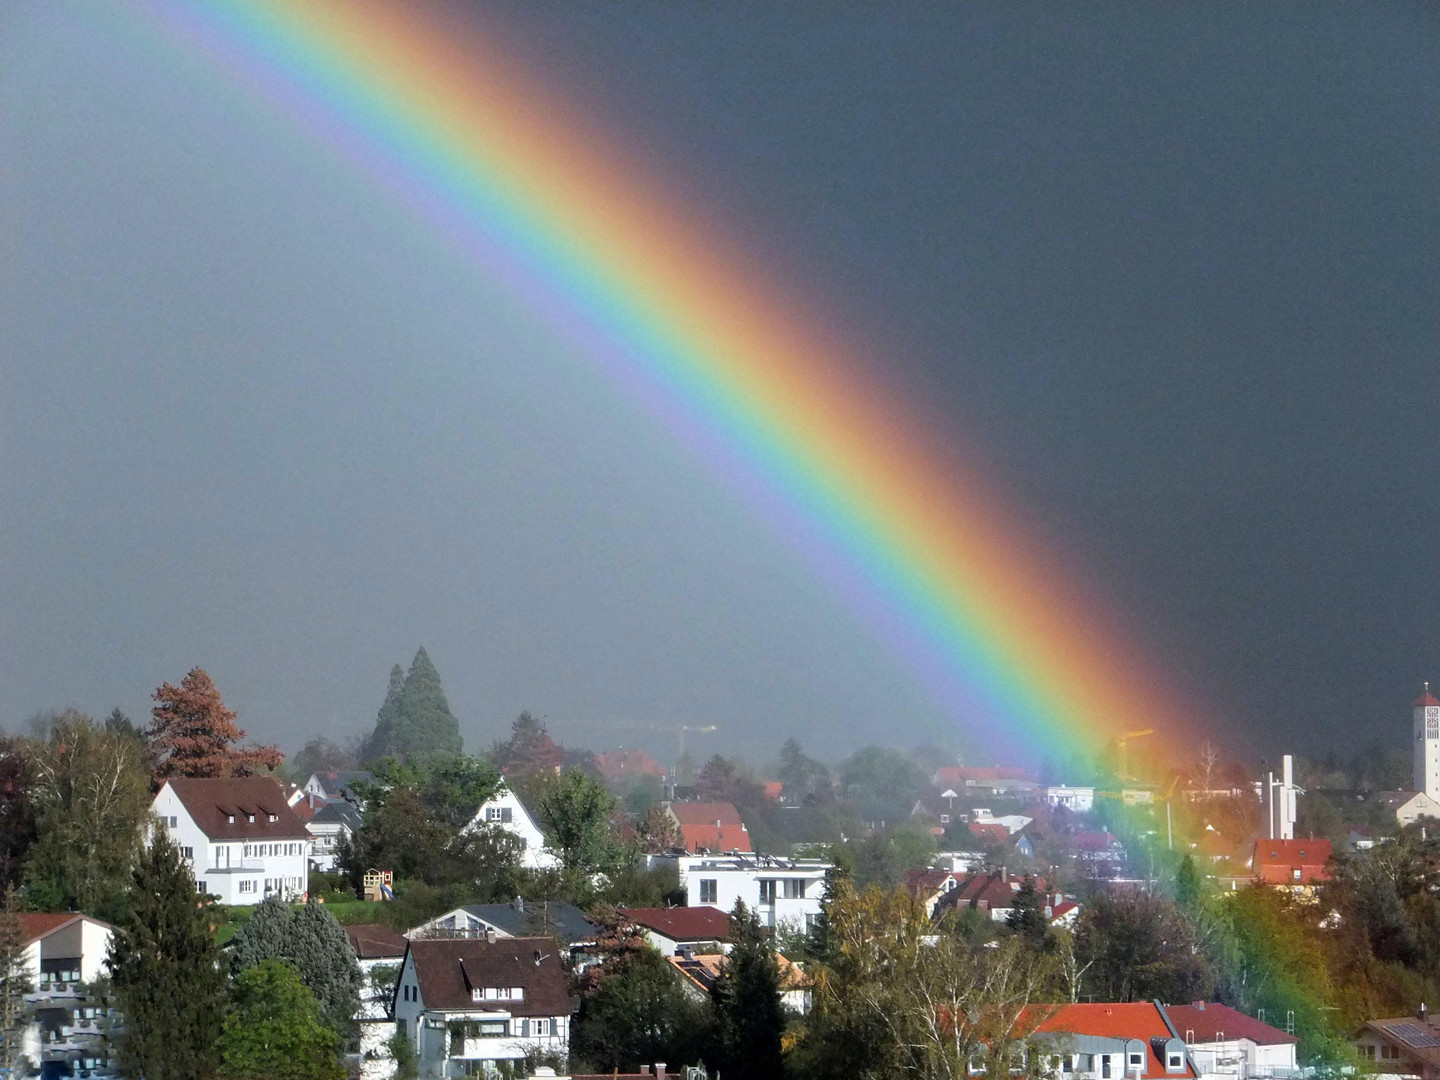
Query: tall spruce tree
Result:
<box><xmin>711</xmin><ymin>900</ymin><xmax>786</xmax><ymax>1080</ymax></box>
<box><xmin>361</xmin><ymin>648</ymin><xmax>462</xmax><ymax>763</ymax></box>
<box><xmin>109</xmin><ymin>829</ymin><xmax>225</xmax><ymax>1080</ymax></box>
<box><xmin>0</xmin><ymin>886</ymin><xmax>33</xmax><ymax>1075</ymax></box>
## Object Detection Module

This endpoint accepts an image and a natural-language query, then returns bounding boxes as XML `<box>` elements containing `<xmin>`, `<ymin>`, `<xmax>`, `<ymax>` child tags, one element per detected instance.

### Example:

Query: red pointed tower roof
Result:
<box><xmin>1415</xmin><ymin>683</ymin><xmax>1440</xmax><ymax>708</ymax></box>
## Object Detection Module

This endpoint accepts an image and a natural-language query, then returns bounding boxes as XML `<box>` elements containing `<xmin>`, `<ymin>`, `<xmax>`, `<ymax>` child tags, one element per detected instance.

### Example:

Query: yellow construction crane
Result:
<box><xmin>1118</xmin><ymin>728</ymin><xmax>1155</xmax><ymax>781</ymax></box>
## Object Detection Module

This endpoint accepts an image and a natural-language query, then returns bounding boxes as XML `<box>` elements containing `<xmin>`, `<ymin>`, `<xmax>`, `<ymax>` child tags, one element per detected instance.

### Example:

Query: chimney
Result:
<box><xmin>513</xmin><ymin>895</ymin><xmax>524</xmax><ymax>913</ymax></box>
<box><xmin>1421</xmin><ymin>1003</ymin><xmax>1429</xmax><ymax>1023</ymax></box>
<box><xmin>485</xmin><ymin>927</ymin><xmax>497</xmax><ymax>944</ymax></box>
<box><xmin>654</xmin><ymin>1065</ymin><xmax>667</xmax><ymax>1079</ymax></box>
<box><xmin>1001</xmin><ymin>867</ymin><xmax>1009</xmax><ymax>883</ymax></box>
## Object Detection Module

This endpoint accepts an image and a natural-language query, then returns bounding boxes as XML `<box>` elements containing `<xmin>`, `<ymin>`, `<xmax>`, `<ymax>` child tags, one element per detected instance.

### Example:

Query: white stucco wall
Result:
<box><xmin>153</xmin><ymin>784</ymin><xmax>310</xmax><ymax>905</ymax></box>
<box><xmin>466</xmin><ymin>784</ymin><xmax>561</xmax><ymax>871</ymax></box>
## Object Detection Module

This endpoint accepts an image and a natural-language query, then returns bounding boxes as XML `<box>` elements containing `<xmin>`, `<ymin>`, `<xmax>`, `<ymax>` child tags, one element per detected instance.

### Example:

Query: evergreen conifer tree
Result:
<box><xmin>711</xmin><ymin>900</ymin><xmax>785</xmax><ymax>1080</ymax></box>
<box><xmin>231</xmin><ymin>896</ymin><xmax>361</xmax><ymax>1038</ymax></box>
<box><xmin>0</xmin><ymin>886</ymin><xmax>33</xmax><ymax>1075</ymax></box>
<box><xmin>360</xmin><ymin>649</ymin><xmax>462</xmax><ymax>763</ymax></box>
<box><xmin>109</xmin><ymin>829</ymin><xmax>225</xmax><ymax>1080</ymax></box>
<box><xmin>1005</xmin><ymin>874</ymin><xmax>1050</xmax><ymax>945</ymax></box>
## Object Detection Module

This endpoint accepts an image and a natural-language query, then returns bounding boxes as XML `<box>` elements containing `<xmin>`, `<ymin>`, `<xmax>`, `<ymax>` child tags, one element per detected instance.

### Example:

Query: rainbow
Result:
<box><xmin>128</xmin><ymin>0</ymin><xmax>1204</xmax><ymax>764</ymax></box>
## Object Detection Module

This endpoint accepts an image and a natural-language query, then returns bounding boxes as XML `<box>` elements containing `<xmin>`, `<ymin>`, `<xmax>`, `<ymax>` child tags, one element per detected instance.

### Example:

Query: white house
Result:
<box><xmin>1041</xmin><ymin>786</ymin><xmax>1096</xmax><ymax>813</ymax></box>
<box><xmin>654</xmin><ymin>853</ymin><xmax>832</xmax><ymax>932</ymax></box>
<box><xmin>18</xmin><ymin>913</ymin><xmax>117</xmax><ymax>1077</ymax></box>
<box><xmin>391</xmin><ymin>935</ymin><xmax>574</xmax><ymax>1078</ymax></box>
<box><xmin>1166</xmin><ymin>1003</ymin><xmax>1298</xmax><ymax>1079</ymax></box>
<box><xmin>305</xmin><ymin>799</ymin><xmax>363</xmax><ymax>873</ymax></box>
<box><xmin>152</xmin><ymin>777</ymin><xmax>311</xmax><ymax>905</ymax></box>
<box><xmin>344</xmin><ymin>923</ymin><xmax>410</xmax><ymax>1080</ymax></box>
<box><xmin>466</xmin><ymin>781</ymin><xmax>561</xmax><ymax>871</ymax></box>
<box><xmin>302</xmin><ymin>770</ymin><xmax>374</xmax><ymax>803</ymax></box>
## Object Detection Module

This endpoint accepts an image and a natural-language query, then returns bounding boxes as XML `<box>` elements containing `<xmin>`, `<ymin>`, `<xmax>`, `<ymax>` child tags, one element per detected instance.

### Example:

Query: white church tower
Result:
<box><xmin>1414</xmin><ymin>683</ymin><xmax>1440</xmax><ymax>799</ymax></box>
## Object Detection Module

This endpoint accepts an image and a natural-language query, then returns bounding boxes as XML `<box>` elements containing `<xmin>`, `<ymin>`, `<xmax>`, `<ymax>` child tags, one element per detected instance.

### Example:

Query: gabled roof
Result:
<box><xmin>446</xmin><ymin>901</ymin><xmax>597</xmax><ymax>946</ymax></box>
<box><xmin>667</xmin><ymin>951</ymin><xmax>809</xmax><ymax>996</ymax></box>
<box><xmin>1024</xmin><ymin>1002</ymin><xmax>1196</xmax><ymax>1079</ymax></box>
<box><xmin>901</xmin><ymin>869</ymin><xmax>958</xmax><ymax>900</ymax></box>
<box><xmin>1166</xmin><ymin>1003</ymin><xmax>1296</xmax><ymax>1046</ymax></box>
<box><xmin>344</xmin><ymin>923</ymin><xmax>409</xmax><ymax>960</ymax></box>
<box><xmin>18</xmin><ymin>912</ymin><xmax>111</xmax><ymax>947</ymax></box>
<box><xmin>406</xmin><ymin>936</ymin><xmax>573</xmax><ymax>1016</ymax></box>
<box><xmin>1252</xmin><ymin>838</ymin><xmax>1332</xmax><ymax>884</ymax></box>
<box><xmin>1363</xmin><ymin>1016</ymin><xmax>1440</xmax><ymax>1066</ymax></box>
<box><xmin>594</xmin><ymin>747</ymin><xmax>665</xmax><ymax>782</ymax></box>
<box><xmin>668</xmin><ymin>802</ymin><xmax>752</xmax><ymax>853</ymax></box>
<box><xmin>163</xmin><ymin>777</ymin><xmax>311</xmax><ymax>840</ymax></box>
<box><xmin>308</xmin><ymin>770</ymin><xmax>374</xmax><ymax>797</ymax></box>
<box><xmin>308</xmin><ymin>800</ymin><xmax>363</xmax><ymax>830</ymax></box>
<box><xmin>618</xmin><ymin>906</ymin><xmax>730</xmax><ymax>943</ymax></box>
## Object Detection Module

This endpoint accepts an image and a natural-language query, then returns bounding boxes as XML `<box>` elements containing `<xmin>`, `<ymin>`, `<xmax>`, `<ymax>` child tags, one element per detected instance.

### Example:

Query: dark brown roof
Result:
<box><xmin>1166</xmin><ymin>1003</ymin><xmax>1297</xmax><ymax>1046</ymax></box>
<box><xmin>408</xmin><ymin>937</ymin><xmax>574</xmax><ymax>1017</ymax></box>
<box><xmin>18</xmin><ymin>913</ymin><xmax>109</xmax><ymax>946</ymax></box>
<box><xmin>618</xmin><ymin>906</ymin><xmax>731</xmax><ymax>942</ymax></box>
<box><xmin>166</xmin><ymin>777</ymin><xmax>311</xmax><ymax>840</ymax></box>
<box><xmin>344</xmin><ymin>923</ymin><xmax>409</xmax><ymax>960</ymax></box>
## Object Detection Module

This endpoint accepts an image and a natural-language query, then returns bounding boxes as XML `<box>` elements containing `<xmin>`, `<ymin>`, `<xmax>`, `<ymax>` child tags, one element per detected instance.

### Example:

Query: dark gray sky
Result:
<box><xmin>1</xmin><ymin>2</ymin><xmax>1435</xmax><ymax>767</ymax></box>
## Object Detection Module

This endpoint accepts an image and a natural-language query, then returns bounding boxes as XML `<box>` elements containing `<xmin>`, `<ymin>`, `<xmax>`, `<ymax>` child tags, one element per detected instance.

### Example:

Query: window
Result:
<box><xmin>479</xmin><ymin>1021</ymin><xmax>505</xmax><ymax>1036</ymax></box>
<box><xmin>238</xmin><ymin>880</ymin><xmax>256</xmax><ymax>894</ymax></box>
<box><xmin>699</xmin><ymin>879</ymin><xmax>718</xmax><ymax>904</ymax></box>
<box><xmin>1383</xmin><ymin>1045</ymin><xmax>1401</xmax><ymax>1061</ymax></box>
<box><xmin>531</xmin><ymin>1018</ymin><xmax>550</xmax><ymax>1037</ymax></box>
<box><xmin>1061</xmin><ymin>1056</ymin><xmax>1074</xmax><ymax>1073</ymax></box>
<box><xmin>485</xmin><ymin>806</ymin><xmax>514</xmax><ymax>823</ymax></box>
<box><xmin>181</xmin><ymin>847</ymin><xmax>193</xmax><ymax>861</ymax></box>
<box><xmin>1167</xmin><ymin>1054</ymin><xmax>1184</xmax><ymax>1070</ymax></box>
<box><xmin>166</xmin><ymin>815</ymin><xmax>178</xmax><ymax>828</ymax></box>
<box><xmin>1128</xmin><ymin>1053</ymin><xmax>1144</xmax><ymax>1069</ymax></box>
<box><xmin>196</xmin><ymin>881</ymin><xmax>207</xmax><ymax>894</ymax></box>
<box><xmin>758</xmin><ymin>879</ymin><xmax>777</xmax><ymax>904</ymax></box>
<box><xmin>1292</xmin><ymin>868</ymin><xmax>1302</xmax><ymax>882</ymax></box>
<box><xmin>268</xmin><ymin>814</ymin><xmax>278</xmax><ymax>822</ymax></box>
<box><xmin>783</xmin><ymin>878</ymin><xmax>807</xmax><ymax>899</ymax></box>
<box><xmin>940</xmin><ymin>813</ymin><xmax>951</xmax><ymax>824</ymax></box>
<box><xmin>1102</xmin><ymin>1055</ymin><xmax>1112</xmax><ymax>1079</ymax></box>
<box><xmin>247</xmin><ymin>814</ymin><xmax>255</xmax><ymax>823</ymax></box>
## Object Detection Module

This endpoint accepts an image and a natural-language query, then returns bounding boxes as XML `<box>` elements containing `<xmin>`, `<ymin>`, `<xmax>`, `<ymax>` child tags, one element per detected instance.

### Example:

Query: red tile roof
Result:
<box><xmin>594</xmin><ymin>747</ymin><xmax>665</xmax><ymax>782</ymax></box>
<box><xmin>18</xmin><ymin>913</ymin><xmax>87</xmax><ymax>946</ymax></box>
<box><xmin>1252</xmin><ymin>838</ymin><xmax>1332</xmax><ymax>884</ymax></box>
<box><xmin>165</xmin><ymin>777</ymin><xmax>311</xmax><ymax>841</ymax></box>
<box><xmin>407</xmin><ymin>937</ymin><xmax>572</xmax><ymax>1016</ymax></box>
<box><xmin>969</xmin><ymin>822</ymin><xmax>1009</xmax><ymax>843</ymax></box>
<box><xmin>1024</xmin><ymin>1002</ymin><xmax>1196</xmax><ymax>1078</ymax></box>
<box><xmin>668</xmin><ymin>802</ymin><xmax>752</xmax><ymax>853</ymax></box>
<box><xmin>1416</xmin><ymin>692</ymin><xmax>1440</xmax><ymax>708</ymax></box>
<box><xmin>1166</xmin><ymin>1003</ymin><xmax>1297</xmax><ymax>1046</ymax></box>
<box><xmin>344</xmin><ymin>923</ymin><xmax>409</xmax><ymax>960</ymax></box>
<box><xmin>618</xmin><ymin>906</ymin><xmax>731</xmax><ymax>943</ymax></box>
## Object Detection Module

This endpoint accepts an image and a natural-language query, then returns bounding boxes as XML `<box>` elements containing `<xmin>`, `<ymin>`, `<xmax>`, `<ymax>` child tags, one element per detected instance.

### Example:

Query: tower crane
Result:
<box><xmin>1118</xmin><ymin>728</ymin><xmax>1155</xmax><ymax>782</ymax></box>
<box><xmin>572</xmin><ymin>720</ymin><xmax>718</xmax><ymax>763</ymax></box>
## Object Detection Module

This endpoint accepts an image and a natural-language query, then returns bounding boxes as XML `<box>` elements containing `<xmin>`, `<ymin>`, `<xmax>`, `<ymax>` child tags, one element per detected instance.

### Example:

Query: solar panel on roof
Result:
<box><xmin>1389</xmin><ymin>1024</ymin><xmax>1440</xmax><ymax>1048</ymax></box>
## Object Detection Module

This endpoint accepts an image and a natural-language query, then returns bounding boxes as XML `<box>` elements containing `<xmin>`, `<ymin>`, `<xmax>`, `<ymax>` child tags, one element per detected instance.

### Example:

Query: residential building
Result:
<box><xmin>901</xmin><ymin>869</ymin><xmax>962</xmax><ymax>917</ymax></box>
<box><xmin>391</xmin><ymin>936</ymin><xmax>574</xmax><ymax>1079</ymax></box>
<box><xmin>666</xmin><ymin>802</ymin><xmax>752</xmax><ymax>854</ymax></box>
<box><xmin>1042</xmin><ymin>786</ymin><xmax>1096</xmax><ymax>813</ymax></box>
<box><xmin>302</xmin><ymin>770</ymin><xmax>375</xmax><ymax>803</ymax></box>
<box><xmin>932</xmin><ymin>870</ymin><xmax>1053</xmax><ymax>923</ymax></box>
<box><xmin>152</xmin><ymin>777</ymin><xmax>310</xmax><ymax>905</ymax></box>
<box><xmin>659</xmin><ymin>853</ymin><xmax>831</xmax><ymax>932</ymax></box>
<box><xmin>1378</xmin><ymin>790</ymin><xmax>1440</xmax><ymax>829</ymax></box>
<box><xmin>617</xmin><ymin>907</ymin><xmax>731</xmax><ymax>956</ymax></box>
<box><xmin>594</xmin><ymin>748</ymin><xmax>665</xmax><ymax>787</ymax></box>
<box><xmin>306</xmin><ymin>798</ymin><xmax>363</xmax><ymax>873</ymax></box>
<box><xmin>466</xmin><ymin>781</ymin><xmax>561</xmax><ymax>871</ymax></box>
<box><xmin>1024</xmin><ymin>1001</ymin><xmax>1197</xmax><ymax>1080</ymax></box>
<box><xmin>345</xmin><ymin>923</ymin><xmax>410</xmax><ymax>1080</ymax></box>
<box><xmin>408</xmin><ymin>898</ymin><xmax>596</xmax><ymax>957</ymax></box>
<box><xmin>931</xmin><ymin>766</ymin><xmax>1036</xmax><ymax>794</ymax></box>
<box><xmin>1353</xmin><ymin>1008</ymin><xmax>1440</xmax><ymax>1077</ymax></box>
<box><xmin>1251</xmin><ymin>838</ymin><xmax>1331</xmax><ymax>888</ymax></box>
<box><xmin>1166</xmin><ymin>1002</ymin><xmax>1298</xmax><ymax>1079</ymax></box>
<box><xmin>18</xmin><ymin>913</ymin><xmax>118</xmax><ymax>1078</ymax></box>
<box><xmin>668</xmin><ymin>951</ymin><xmax>811</xmax><ymax>1014</ymax></box>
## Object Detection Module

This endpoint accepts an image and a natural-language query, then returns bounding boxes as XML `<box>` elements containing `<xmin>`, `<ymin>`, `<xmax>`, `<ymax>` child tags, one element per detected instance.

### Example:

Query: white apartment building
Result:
<box><xmin>1041</xmin><ymin>786</ymin><xmax>1096</xmax><ymax>813</ymax></box>
<box><xmin>153</xmin><ymin>777</ymin><xmax>311</xmax><ymax>905</ymax></box>
<box><xmin>657</xmin><ymin>853</ymin><xmax>832</xmax><ymax>932</ymax></box>
<box><xmin>466</xmin><ymin>781</ymin><xmax>561</xmax><ymax>871</ymax></box>
<box><xmin>392</xmin><ymin>936</ymin><xmax>573</xmax><ymax>1078</ymax></box>
<box><xmin>1167</xmin><ymin>1003</ymin><xmax>1298</xmax><ymax>1080</ymax></box>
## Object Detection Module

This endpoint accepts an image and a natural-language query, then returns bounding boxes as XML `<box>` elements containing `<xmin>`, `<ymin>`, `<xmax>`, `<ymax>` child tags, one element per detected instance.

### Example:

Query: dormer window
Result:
<box><xmin>1128</xmin><ymin>1053</ymin><xmax>1145</xmax><ymax>1069</ymax></box>
<box><xmin>227</xmin><ymin>815</ymin><xmax>235</xmax><ymax>824</ymax></box>
<box><xmin>1167</xmin><ymin>1053</ymin><xmax>1184</xmax><ymax>1070</ymax></box>
<box><xmin>247</xmin><ymin>814</ymin><xmax>255</xmax><ymax>823</ymax></box>
<box><xmin>268</xmin><ymin>814</ymin><xmax>278</xmax><ymax>822</ymax></box>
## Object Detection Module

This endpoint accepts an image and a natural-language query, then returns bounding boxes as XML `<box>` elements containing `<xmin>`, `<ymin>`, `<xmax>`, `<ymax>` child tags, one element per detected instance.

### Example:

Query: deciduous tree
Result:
<box><xmin>217</xmin><ymin>959</ymin><xmax>344</xmax><ymax>1080</ymax></box>
<box><xmin>0</xmin><ymin>886</ymin><xmax>33</xmax><ymax>1076</ymax></box>
<box><xmin>536</xmin><ymin>768</ymin><xmax>619</xmax><ymax>874</ymax></box>
<box><xmin>148</xmin><ymin>668</ymin><xmax>282</xmax><ymax>781</ymax></box>
<box><xmin>25</xmin><ymin>711</ymin><xmax>151</xmax><ymax>919</ymax></box>
<box><xmin>109</xmin><ymin>830</ymin><xmax>225</xmax><ymax>1080</ymax></box>
<box><xmin>0</xmin><ymin>737</ymin><xmax>37</xmax><ymax>892</ymax></box>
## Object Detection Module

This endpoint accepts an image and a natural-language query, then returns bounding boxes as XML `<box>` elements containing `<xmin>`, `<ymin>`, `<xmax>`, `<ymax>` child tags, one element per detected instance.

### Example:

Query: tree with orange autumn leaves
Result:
<box><xmin>148</xmin><ymin>668</ymin><xmax>282</xmax><ymax>784</ymax></box>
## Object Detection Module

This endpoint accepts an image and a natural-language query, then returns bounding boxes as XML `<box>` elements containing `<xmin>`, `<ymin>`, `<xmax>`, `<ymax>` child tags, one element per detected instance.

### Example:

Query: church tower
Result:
<box><xmin>1413</xmin><ymin>684</ymin><xmax>1440</xmax><ymax>798</ymax></box>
